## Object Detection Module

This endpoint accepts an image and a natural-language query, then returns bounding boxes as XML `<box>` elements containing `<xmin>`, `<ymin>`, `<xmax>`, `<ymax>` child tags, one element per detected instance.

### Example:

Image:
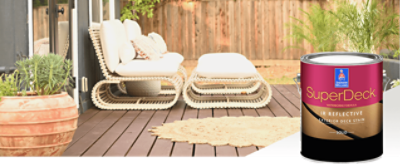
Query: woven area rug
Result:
<box><xmin>149</xmin><ymin>116</ymin><xmax>300</xmax><ymax>147</ymax></box>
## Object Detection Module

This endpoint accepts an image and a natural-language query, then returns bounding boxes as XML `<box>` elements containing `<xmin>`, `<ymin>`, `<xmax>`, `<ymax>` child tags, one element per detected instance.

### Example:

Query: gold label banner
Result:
<box><xmin>302</xmin><ymin>102</ymin><xmax>382</xmax><ymax>140</ymax></box>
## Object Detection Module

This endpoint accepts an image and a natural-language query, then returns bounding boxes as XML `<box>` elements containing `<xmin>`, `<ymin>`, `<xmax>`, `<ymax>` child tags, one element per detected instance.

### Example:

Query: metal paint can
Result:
<box><xmin>297</xmin><ymin>52</ymin><xmax>385</xmax><ymax>162</ymax></box>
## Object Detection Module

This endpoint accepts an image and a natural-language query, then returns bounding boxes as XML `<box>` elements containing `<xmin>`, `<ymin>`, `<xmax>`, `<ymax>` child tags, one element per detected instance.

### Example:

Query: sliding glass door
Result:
<box><xmin>32</xmin><ymin>0</ymin><xmax>71</xmax><ymax>59</ymax></box>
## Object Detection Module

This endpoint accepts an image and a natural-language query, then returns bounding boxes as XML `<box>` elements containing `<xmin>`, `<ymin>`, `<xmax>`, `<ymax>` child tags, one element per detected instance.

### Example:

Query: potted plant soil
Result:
<box><xmin>0</xmin><ymin>54</ymin><xmax>78</xmax><ymax>156</ymax></box>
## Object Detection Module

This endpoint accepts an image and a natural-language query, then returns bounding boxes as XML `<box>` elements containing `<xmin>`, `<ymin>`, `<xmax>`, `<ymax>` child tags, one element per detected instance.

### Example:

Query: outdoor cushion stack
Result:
<box><xmin>99</xmin><ymin>19</ymin><xmax>184</xmax><ymax>77</ymax></box>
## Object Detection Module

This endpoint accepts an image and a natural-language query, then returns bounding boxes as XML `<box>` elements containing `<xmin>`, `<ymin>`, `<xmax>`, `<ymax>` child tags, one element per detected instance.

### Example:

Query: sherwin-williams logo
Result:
<box><xmin>335</xmin><ymin>68</ymin><xmax>349</xmax><ymax>88</ymax></box>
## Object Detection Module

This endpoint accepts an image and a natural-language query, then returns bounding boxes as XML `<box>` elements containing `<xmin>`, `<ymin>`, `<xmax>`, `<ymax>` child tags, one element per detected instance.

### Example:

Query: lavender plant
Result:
<box><xmin>0</xmin><ymin>53</ymin><xmax>73</xmax><ymax>101</ymax></box>
<box><xmin>16</xmin><ymin>53</ymin><xmax>73</xmax><ymax>96</ymax></box>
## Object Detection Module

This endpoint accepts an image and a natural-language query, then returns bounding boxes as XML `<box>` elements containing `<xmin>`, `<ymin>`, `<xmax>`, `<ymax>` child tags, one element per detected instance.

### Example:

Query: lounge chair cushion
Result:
<box><xmin>148</xmin><ymin>32</ymin><xmax>168</xmax><ymax>54</ymax></box>
<box><xmin>163</xmin><ymin>52</ymin><xmax>184</xmax><ymax>64</ymax></box>
<box><xmin>100</xmin><ymin>20</ymin><xmax>129</xmax><ymax>72</ymax></box>
<box><xmin>198</xmin><ymin>53</ymin><xmax>247</xmax><ymax>64</ymax></box>
<box><xmin>119</xmin><ymin>42</ymin><xmax>136</xmax><ymax>65</ymax></box>
<box><xmin>115</xmin><ymin>58</ymin><xmax>181</xmax><ymax>77</ymax></box>
<box><xmin>196</xmin><ymin>53</ymin><xmax>257</xmax><ymax>78</ymax></box>
<box><xmin>123</xmin><ymin>19</ymin><xmax>142</xmax><ymax>41</ymax></box>
<box><xmin>131</xmin><ymin>35</ymin><xmax>162</xmax><ymax>60</ymax></box>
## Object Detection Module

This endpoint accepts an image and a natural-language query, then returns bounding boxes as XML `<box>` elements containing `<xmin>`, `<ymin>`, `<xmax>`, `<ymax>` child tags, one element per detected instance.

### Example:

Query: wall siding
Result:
<box><xmin>0</xmin><ymin>0</ymin><xmax>29</xmax><ymax>67</ymax></box>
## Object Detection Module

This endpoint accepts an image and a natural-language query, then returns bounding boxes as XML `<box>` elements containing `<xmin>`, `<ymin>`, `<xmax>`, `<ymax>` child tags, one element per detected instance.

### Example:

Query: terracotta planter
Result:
<box><xmin>0</xmin><ymin>92</ymin><xmax>78</xmax><ymax>156</ymax></box>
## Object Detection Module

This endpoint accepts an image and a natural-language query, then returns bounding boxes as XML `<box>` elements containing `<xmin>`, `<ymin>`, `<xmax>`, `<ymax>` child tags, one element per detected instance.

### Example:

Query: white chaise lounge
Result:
<box><xmin>183</xmin><ymin>53</ymin><xmax>272</xmax><ymax>109</ymax></box>
<box><xmin>88</xmin><ymin>20</ymin><xmax>186</xmax><ymax>110</ymax></box>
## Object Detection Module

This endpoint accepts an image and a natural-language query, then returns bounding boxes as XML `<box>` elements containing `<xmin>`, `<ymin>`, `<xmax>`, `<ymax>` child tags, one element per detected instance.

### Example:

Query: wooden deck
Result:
<box><xmin>62</xmin><ymin>84</ymin><xmax>301</xmax><ymax>157</ymax></box>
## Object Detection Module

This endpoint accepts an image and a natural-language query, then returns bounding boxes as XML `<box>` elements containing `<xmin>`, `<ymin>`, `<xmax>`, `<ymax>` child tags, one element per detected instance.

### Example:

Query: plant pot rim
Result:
<box><xmin>0</xmin><ymin>92</ymin><xmax>68</xmax><ymax>100</ymax></box>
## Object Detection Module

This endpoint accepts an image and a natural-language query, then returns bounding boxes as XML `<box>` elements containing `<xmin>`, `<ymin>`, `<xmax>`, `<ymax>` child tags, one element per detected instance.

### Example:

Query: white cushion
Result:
<box><xmin>119</xmin><ymin>42</ymin><xmax>136</xmax><ymax>65</ymax></box>
<box><xmin>148</xmin><ymin>32</ymin><xmax>168</xmax><ymax>53</ymax></box>
<box><xmin>100</xmin><ymin>20</ymin><xmax>129</xmax><ymax>72</ymax></box>
<box><xmin>115</xmin><ymin>59</ymin><xmax>181</xmax><ymax>77</ymax></box>
<box><xmin>123</xmin><ymin>19</ymin><xmax>142</xmax><ymax>41</ymax></box>
<box><xmin>100</xmin><ymin>21</ymin><xmax>119</xmax><ymax>72</ymax></box>
<box><xmin>132</xmin><ymin>35</ymin><xmax>162</xmax><ymax>61</ymax></box>
<box><xmin>196</xmin><ymin>54</ymin><xmax>257</xmax><ymax>78</ymax></box>
<box><xmin>198</xmin><ymin>53</ymin><xmax>247</xmax><ymax>64</ymax></box>
<box><xmin>162</xmin><ymin>52</ymin><xmax>184</xmax><ymax>64</ymax></box>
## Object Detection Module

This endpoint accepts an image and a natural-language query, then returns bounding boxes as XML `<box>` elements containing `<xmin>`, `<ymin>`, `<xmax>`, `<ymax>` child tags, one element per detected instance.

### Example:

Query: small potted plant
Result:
<box><xmin>0</xmin><ymin>53</ymin><xmax>78</xmax><ymax>156</ymax></box>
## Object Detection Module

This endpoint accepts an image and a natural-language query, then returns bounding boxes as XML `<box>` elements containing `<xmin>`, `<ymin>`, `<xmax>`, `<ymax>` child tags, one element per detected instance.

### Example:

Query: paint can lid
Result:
<box><xmin>301</xmin><ymin>52</ymin><xmax>383</xmax><ymax>65</ymax></box>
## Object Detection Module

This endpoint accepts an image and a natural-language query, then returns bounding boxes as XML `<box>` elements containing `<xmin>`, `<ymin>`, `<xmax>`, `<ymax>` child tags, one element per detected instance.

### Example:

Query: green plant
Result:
<box><xmin>0</xmin><ymin>71</ymin><xmax>24</xmax><ymax>101</ymax></box>
<box><xmin>15</xmin><ymin>53</ymin><xmax>73</xmax><ymax>96</ymax></box>
<box><xmin>381</xmin><ymin>48</ymin><xmax>400</xmax><ymax>59</ymax></box>
<box><xmin>33</xmin><ymin>0</ymin><xmax>48</xmax><ymax>8</ymax></box>
<box><xmin>285</xmin><ymin>4</ymin><xmax>339</xmax><ymax>52</ymax></box>
<box><xmin>391</xmin><ymin>79</ymin><xmax>400</xmax><ymax>89</ymax></box>
<box><xmin>330</xmin><ymin>0</ymin><xmax>399</xmax><ymax>53</ymax></box>
<box><xmin>120</xmin><ymin>0</ymin><xmax>160</xmax><ymax>21</ymax></box>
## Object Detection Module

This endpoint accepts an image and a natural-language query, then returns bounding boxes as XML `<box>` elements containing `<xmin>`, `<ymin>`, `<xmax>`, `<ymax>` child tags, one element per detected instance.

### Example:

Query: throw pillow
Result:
<box><xmin>131</xmin><ymin>35</ymin><xmax>163</xmax><ymax>61</ymax></box>
<box><xmin>148</xmin><ymin>32</ymin><xmax>168</xmax><ymax>54</ymax></box>
<box><xmin>119</xmin><ymin>42</ymin><xmax>136</xmax><ymax>65</ymax></box>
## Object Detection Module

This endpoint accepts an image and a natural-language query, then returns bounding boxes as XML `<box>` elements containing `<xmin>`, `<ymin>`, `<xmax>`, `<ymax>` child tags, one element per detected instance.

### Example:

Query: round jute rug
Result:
<box><xmin>149</xmin><ymin>116</ymin><xmax>300</xmax><ymax>147</ymax></box>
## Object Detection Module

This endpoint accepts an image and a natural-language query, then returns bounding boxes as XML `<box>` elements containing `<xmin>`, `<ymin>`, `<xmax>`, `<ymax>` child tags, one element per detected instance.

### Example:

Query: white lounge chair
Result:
<box><xmin>183</xmin><ymin>53</ymin><xmax>272</xmax><ymax>109</ymax></box>
<box><xmin>116</xmin><ymin>20</ymin><xmax>187</xmax><ymax>94</ymax></box>
<box><xmin>88</xmin><ymin>20</ymin><xmax>186</xmax><ymax>110</ymax></box>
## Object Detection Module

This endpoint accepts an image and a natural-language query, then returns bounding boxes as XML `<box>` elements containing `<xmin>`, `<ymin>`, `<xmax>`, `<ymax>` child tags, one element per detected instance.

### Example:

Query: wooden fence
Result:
<box><xmin>136</xmin><ymin>0</ymin><xmax>399</xmax><ymax>62</ymax></box>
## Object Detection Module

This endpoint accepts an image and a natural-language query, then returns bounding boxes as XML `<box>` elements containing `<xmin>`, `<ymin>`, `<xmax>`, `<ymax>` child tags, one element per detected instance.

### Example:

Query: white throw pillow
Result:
<box><xmin>123</xmin><ymin>19</ymin><xmax>142</xmax><ymax>41</ymax></box>
<box><xmin>119</xmin><ymin>42</ymin><xmax>136</xmax><ymax>65</ymax></box>
<box><xmin>148</xmin><ymin>32</ymin><xmax>168</xmax><ymax>54</ymax></box>
<box><xmin>100</xmin><ymin>21</ymin><xmax>120</xmax><ymax>72</ymax></box>
<box><xmin>131</xmin><ymin>35</ymin><xmax>162</xmax><ymax>61</ymax></box>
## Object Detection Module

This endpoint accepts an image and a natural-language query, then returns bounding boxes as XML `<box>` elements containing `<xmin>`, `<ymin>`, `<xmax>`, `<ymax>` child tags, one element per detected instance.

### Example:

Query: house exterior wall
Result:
<box><xmin>0</xmin><ymin>0</ymin><xmax>29</xmax><ymax>69</ymax></box>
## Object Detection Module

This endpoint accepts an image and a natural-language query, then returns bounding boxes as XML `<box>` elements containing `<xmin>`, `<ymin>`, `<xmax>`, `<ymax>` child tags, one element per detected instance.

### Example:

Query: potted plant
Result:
<box><xmin>0</xmin><ymin>53</ymin><xmax>78</xmax><ymax>156</ymax></box>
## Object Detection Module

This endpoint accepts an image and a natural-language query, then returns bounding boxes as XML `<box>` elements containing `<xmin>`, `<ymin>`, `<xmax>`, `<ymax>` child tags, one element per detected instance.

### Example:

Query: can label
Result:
<box><xmin>301</xmin><ymin>62</ymin><xmax>382</xmax><ymax>140</ymax></box>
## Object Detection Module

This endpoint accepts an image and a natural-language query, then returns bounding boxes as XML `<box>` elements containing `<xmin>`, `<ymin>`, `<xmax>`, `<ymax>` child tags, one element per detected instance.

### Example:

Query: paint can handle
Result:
<box><xmin>383</xmin><ymin>70</ymin><xmax>390</xmax><ymax>92</ymax></box>
<box><xmin>293</xmin><ymin>73</ymin><xmax>301</xmax><ymax>94</ymax></box>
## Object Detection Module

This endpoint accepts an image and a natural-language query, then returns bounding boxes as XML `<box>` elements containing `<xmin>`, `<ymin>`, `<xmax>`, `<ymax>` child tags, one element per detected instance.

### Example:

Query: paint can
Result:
<box><xmin>295</xmin><ymin>52</ymin><xmax>388</xmax><ymax>162</ymax></box>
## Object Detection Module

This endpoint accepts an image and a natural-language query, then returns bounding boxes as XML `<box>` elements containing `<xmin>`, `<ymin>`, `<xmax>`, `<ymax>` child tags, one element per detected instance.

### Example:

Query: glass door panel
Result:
<box><xmin>103</xmin><ymin>0</ymin><xmax>110</xmax><ymax>21</ymax></box>
<box><xmin>56</xmin><ymin>0</ymin><xmax>70</xmax><ymax>59</ymax></box>
<box><xmin>32</xmin><ymin>0</ymin><xmax>50</xmax><ymax>56</ymax></box>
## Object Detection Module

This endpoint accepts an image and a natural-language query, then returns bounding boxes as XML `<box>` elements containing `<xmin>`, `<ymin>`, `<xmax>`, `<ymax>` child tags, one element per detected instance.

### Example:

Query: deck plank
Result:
<box><xmin>270</xmin><ymin>87</ymin><xmax>300</xmax><ymax>117</ymax></box>
<box><xmin>171</xmin><ymin>106</ymin><xmax>198</xmax><ymax>157</ymax></box>
<box><xmin>126</xmin><ymin>109</ymin><xmax>171</xmax><ymax>156</ymax></box>
<box><xmin>227</xmin><ymin>108</ymin><xmax>243</xmax><ymax>117</ymax></box>
<box><xmin>82</xmin><ymin>111</ymin><xmax>141</xmax><ymax>156</ymax></box>
<box><xmin>149</xmin><ymin>100</ymin><xmax>186</xmax><ymax>157</ymax></box>
<box><xmin>273</xmin><ymin>85</ymin><xmax>300</xmax><ymax>109</ymax></box>
<box><xmin>267</xmin><ymin>98</ymin><xmax>292</xmax><ymax>117</ymax></box>
<box><xmin>194</xmin><ymin>108</ymin><xmax>215</xmax><ymax>157</ymax></box>
<box><xmin>66</xmin><ymin>110</ymin><xmax>113</xmax><ymax>149</ymax></box>
<box><xmin>214</xmin><ymin>108</ymin><xmax>238</xmax><ymax>157</ymax></box>
<box><xmin>63</xmin><ymin>111</ymin><xmax>127</xmax><ymax>156</ymax></box>
<box><xmin>284</xmin><ymin>84</ymin><xmax>301</xmax><ymax>99</ymax></box>
<box><xmin>77</xmin><ymin>107</ymin><xmax>100</xmax><ymax>127</ymax></box>
<box><xmin>255</xmin><ymin>106</ymin><xmax>275</xmax><ymax>117</ymax></box>
<box><xmin>104</xmin><ymin>111</ymin><xmax>155</xmax><ymax>156</ymax></box>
